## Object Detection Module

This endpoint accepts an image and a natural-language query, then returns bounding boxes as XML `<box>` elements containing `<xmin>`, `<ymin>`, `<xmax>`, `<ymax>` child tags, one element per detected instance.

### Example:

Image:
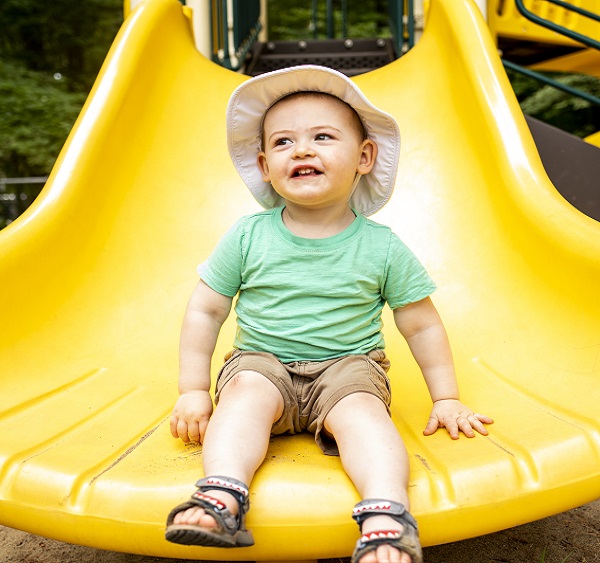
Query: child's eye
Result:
<box><xmin>273</xmin><ymin>137</ymin><xmax>292</xmax><ymax>147</ymax></box>
<box><xmin>315</xmin><ymin>133</ymin><xmax>332</xmax><ymax>141</ymax></box>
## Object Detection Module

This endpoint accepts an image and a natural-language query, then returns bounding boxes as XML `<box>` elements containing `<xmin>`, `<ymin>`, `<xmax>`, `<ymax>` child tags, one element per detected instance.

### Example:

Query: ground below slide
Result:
<box><xmin>1</xmin><ymin>499</ymin><xmax>598</xmax><ymax>563</ymax></box>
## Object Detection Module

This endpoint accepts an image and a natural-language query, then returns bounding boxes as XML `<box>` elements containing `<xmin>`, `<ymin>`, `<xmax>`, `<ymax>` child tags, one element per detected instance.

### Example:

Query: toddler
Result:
<box><xmin>165</xmin><ymin>65</ymin><xmax>493</xmax><ymax>563</ymax></box>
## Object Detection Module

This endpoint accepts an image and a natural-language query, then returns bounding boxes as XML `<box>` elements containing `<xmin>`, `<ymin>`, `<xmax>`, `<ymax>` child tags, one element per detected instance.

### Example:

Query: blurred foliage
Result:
<box><xmin>270</xmin><ymin>1</ymin><xmax>599</xmax><ymax>139</ymax></box>
<box><xmin>0</xmin><ymin>0</ymin><xmax>123</xmax><ymax>92</ymax></box>
<box><xmin>0</xmin><ymin>0</ymin><xmax>122</xmax><ymax>227</ymax></box>
<box><xmin>0</xmin><ymin>0</ymin><xmax>598</xmax><ymax>228</ymax></box>
<box><xmin>506</xmin><ymin>69</ymin><xmax>600</xmax><ymax>138</ymax></box>
<box><xmin>0</xmin><ymin>61</ymin><xmax>85</xmax><ymax>175</ymax></box>
<box><xmin>0</xmin><ymin>61</ymin><xmax>87</xmax><ymax>227</ymax></box>
<box><xmin>267</xmin><ymin>0</ymin><xmax>390</xmax><ymax>40</ymax></box>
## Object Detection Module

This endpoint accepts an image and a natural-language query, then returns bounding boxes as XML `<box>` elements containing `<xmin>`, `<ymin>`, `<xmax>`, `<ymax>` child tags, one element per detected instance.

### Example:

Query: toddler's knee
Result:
<box><xmin>227</xmin><ymin>369</ymin><xmax>264</xmax><ymax>388</ymax></box>
<box><xmin>219</xmin><ymin>369</ymin><xmax>285</xmax><ymax>420</ymax></box>
<box><xmin>220</xmin><ymin>370</ymin><xmax>277</xmax><ymax>401</ymax></box>
<box><xmin>325</xmin><ymin>392</ymin><xmax>387</xmax><ymax>431</ymax></box>
<box><xmin>337</xmin><ymin>391</ymin><xmax>384</xmax><ymax>410</ymax></box>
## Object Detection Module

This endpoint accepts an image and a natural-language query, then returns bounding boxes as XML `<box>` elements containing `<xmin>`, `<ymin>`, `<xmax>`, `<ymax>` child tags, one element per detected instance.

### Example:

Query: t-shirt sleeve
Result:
<box><xmin>383</xmin><ymin>233</ymin><xmax>437</xmax><ymax>309</ymax></box>
<box><xmin>197</xmin><ymin>219</ymin><xmax>245</xmax><ymax>297</ymax></box>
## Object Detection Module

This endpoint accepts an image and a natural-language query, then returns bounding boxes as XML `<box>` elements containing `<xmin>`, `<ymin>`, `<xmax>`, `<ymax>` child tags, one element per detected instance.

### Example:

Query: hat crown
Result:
<box><xmin>227</xmin><ymin>65</ymin><xmax>400</xmax><ymax>216</ymax></box>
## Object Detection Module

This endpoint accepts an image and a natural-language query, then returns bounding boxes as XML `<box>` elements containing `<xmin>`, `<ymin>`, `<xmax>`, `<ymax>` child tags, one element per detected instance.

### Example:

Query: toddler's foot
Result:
<box><xmin>165</xmin><ymin>475</ymin><xmax>254</xmax><ymax>547</ymax></box>
<box><xmin>358</xmin><ymin>515</ymin><xmax>412</xmax><ymax>563</ymax></box>
<box><xmin>351</xmin><ymin>499</ymin><xmax>422</xmax><ymax>563</ymax></box>
<box><xmin>171</xmin><ymin>489</ymin><xmax>238</xmax><ymax>529</ymax></box>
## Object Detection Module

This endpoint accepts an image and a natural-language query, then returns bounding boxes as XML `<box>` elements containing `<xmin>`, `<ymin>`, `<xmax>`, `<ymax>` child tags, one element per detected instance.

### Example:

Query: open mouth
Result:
<box><xmin>292</xmin><ymin>167</ymin><xmax>323</xmax><ymax>178</ymax></box>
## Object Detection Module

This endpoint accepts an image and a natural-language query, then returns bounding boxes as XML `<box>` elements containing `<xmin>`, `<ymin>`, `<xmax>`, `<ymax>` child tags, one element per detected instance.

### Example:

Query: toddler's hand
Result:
<box><xmin>424</xmin><ymin>399</ymin><xmax>493</xmax><ymax>439</ymax></box>
<box><xmin>170</xmin><ymin>390</ymin><xmax>214</xmax><ymax>444</ymax></box>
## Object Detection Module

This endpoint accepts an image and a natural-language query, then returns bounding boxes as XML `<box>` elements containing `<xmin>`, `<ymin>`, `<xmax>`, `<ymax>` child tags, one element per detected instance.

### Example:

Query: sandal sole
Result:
<box><xmin>165</xmin><ymin>524</ymin><xmax>254</xmax><ymax>547</ymax></box>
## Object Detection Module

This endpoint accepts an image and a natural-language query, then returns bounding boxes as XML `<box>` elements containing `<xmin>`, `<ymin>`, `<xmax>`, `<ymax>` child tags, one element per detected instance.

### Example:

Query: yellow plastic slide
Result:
<box><xmin>0</xmin><ymin>0</ymin><xmax>598</xmax><ymax>560</ymax></box>
<box><xmin>531</xmin><ymin>48</ymin><xmax>600</xmax><ymax>79</ymax></box>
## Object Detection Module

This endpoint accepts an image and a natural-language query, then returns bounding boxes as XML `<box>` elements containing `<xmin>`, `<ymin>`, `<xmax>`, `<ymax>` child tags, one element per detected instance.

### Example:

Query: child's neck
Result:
<box><xmin>282</xmin><ymin>204</ymin><xmax>357</xmax><ymax>239</ymax></box>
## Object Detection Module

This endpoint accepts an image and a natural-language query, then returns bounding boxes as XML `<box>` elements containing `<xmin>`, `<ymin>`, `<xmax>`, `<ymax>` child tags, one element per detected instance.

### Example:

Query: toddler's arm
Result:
<box><xmin>170</xmin><ymin>279</ymin><xmax>233</xmax><ymax>444</ymax></box>
<box><xmin>393</xmin><ymin>297</ymin><xmax>493</xmax><ymax>439</ymax></box>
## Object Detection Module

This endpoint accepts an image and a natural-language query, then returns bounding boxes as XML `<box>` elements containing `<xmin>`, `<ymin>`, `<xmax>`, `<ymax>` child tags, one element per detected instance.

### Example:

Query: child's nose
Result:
<box><xmin>292</xmin><ymin>142</ymin><xmax>315</xmax><ymax>158</ymax></box>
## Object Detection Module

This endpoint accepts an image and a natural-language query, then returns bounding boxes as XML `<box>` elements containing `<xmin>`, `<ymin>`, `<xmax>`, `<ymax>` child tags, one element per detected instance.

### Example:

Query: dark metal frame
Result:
<box><xmin>504</xmin><ymin>0</ymin><xmax>600</xmax><ymax>106</ymax></box>
<box><xmin>514</xmin><ymin>0</ymin><xmax>600</xmax><ymax>50</ymax></box>
<box><xmin>209</xmin><ymin>1</ymin><xmax>416</xmax><ymax>71</ymax></box>
<box><xmin>210</xmin><ymin>0</ymin><xmax>262</xmax><ymax>70</ymax></box>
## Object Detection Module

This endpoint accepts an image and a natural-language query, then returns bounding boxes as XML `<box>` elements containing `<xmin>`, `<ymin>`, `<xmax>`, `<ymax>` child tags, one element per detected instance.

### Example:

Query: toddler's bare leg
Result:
<box><xmin>173</xmin><ymin>370</ymin><xmax>284</xmax><ymax>528</ymax></box>
<box><xmin>324</xmin><ymin>392</ymin><xmax>413</xmax><ymax>563</ymax></box>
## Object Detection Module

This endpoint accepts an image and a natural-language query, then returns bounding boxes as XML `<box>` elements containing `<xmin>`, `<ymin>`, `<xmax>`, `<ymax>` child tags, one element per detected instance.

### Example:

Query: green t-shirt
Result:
<box><xmin>198</xmin><ymin>207</ymin><xmax>436</xmax><ymax>363</ymax></box>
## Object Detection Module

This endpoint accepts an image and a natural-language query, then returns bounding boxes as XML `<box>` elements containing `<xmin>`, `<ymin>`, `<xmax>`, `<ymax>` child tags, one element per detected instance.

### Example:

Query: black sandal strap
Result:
<box><xmin>352</xmin><ymin>527</ymin><xmax>423</xmax><ymax>563</ymax></box>
<box><xmin>352</xmin><ymin>498</ymin><xmax>418</xmax><ymax>531</ymax></box>
<box><xmin>165</xmin><ymin>475</ymin><xmax>254</xmax><ymax>547</ymax></box>
<box><xmin>195</xmin><ymin>475</ymin><xmax>250</xmax><ymax>513</ymax></box>
<box><xmin>351</xmin><ymin>499</ymin><xmax>422</xmax><ymax>563</ymax></box>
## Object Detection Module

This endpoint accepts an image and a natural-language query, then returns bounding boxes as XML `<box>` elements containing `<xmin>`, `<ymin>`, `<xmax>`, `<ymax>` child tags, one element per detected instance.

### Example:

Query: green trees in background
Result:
<box><xmin>0</xmin><ymin>0</ymin><xmax>122</xmax><ymax>227</ymax></box>
<box><xmin>267</xmin><ymin>0</ymin><xmax>390</xmax><ymax>39</ymax></box>
<box><xmin>0</xmin><ymin>0</ymin><xmax>123</xmax><ymax>91</ymax></box>
<box><xmin>0</xmin><ymin>61</ymin><xmax>85</xmax><ymax>173</ymax></box>
<box><xmin>507</xmin><ymin>70</ymin><xmax>600</xmax><ymax>139</ymax></box>
<box><xmin>0</xmin><ymin>0</ymin><xmax>598</xmax><ymax>228</ymax></box>
<box><xmin>267</xmin><ymin>0</ymin><xmax>598</xmax><ymax>140</ymax></box>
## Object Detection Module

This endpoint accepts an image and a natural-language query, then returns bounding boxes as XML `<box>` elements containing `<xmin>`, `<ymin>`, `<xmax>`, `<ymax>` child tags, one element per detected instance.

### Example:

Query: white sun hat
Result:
<box><xmin>226</xmin><ymin>65</ymin><xmax>400</xmax><ymax>217</ymax></box>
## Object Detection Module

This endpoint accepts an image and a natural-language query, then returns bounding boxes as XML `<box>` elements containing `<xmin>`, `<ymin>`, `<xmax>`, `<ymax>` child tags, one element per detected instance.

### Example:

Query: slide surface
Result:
<box><xmin>0</xmin><ymin>0</ymin><xmax>598</xmax><ymax>559</ymax></box>
<box><xmin>532</xmin><ymin>48</ymin><xmax>600</xmax><ymax>79</ymax></box>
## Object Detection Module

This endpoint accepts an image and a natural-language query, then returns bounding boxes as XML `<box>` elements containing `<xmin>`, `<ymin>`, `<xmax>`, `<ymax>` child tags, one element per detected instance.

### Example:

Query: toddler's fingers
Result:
<box><xmin>423</xmin><ymin>416</ymin><xmax>440</xmax><ymax>436</ymax></box>
<box><xmin>445</xmin><ymin>418</ymin><xmax>460</xmax><ymax>440</ymax></box>
<box><xmin>175</xmin><ymin>418</ymin><xmax>191</xmax><ymax>443</ymax></box>
<box><xmin>476</xmin><ymin>413</ymin><xmax>494</xmax><ymax>424</ymax></box>
<box><xmin>457</xmin><ymin>415</ymin><xmax>476</xmax><ymax>438</ymax></box>
<box><xmin>469</xmin><ymin>414</ymin><xmax>491</xmax><ymax>436</ymax></box>
<box><xmin>187</xmin><ymin>422</ymin><xmax>201</xmax><ymax>444</ymax></box>
<box><xmin>472</xmin><ymin>413</ymin><xmax>494</xmax><ymax>435</ymax></box>
<box><xmin>169</xmin><ymin>415</ymin><xmax>180</xmax><ymax>439</ymax></box>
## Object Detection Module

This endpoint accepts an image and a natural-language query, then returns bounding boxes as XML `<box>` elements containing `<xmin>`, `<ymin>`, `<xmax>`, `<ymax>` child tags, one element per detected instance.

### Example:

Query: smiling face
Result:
<box><xmin>257</xmin><ymin>92</ymin><xmax>377</xmax><ymax>213</ymax></box>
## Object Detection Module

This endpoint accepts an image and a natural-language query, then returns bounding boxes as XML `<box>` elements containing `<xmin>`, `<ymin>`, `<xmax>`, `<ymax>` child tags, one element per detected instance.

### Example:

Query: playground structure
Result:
<box><xmin>0</xmin><ymin>0</ymin><xmax>599</xmax><ymax>561</ymax></box>
<box><xmin>132</xmin><ymin>0</ymin><xmax>600</xmax><ymax>223</ymax></box>
<box><xmin>198</xmin><ymin>0</ymin><xmax>600</xmax><ymax>220</ymax></box>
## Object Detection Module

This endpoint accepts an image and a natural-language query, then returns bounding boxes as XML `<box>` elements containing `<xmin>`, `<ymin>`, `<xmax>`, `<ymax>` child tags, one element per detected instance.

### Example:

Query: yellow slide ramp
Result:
<box><xmin>531</xmin><ymin>48</ymin><xmax>600</xmax><ymax>79</ymax></box>
<box><xmin>0</xmin><ymin>0</ymin><xmax>598</xmax><ymax>559</ymax></box>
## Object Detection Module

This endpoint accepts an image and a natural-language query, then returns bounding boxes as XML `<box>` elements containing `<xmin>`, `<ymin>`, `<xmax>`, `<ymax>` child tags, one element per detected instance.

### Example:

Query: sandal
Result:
<box><xmin>351</xmin><ymin>499</ymin><xmax>423</xmax><ymax>563</ymax></box>
<box><xmin>165</xmin><ymin>475</ymin><xmax>254</xmax><ymax>547</ymax></box>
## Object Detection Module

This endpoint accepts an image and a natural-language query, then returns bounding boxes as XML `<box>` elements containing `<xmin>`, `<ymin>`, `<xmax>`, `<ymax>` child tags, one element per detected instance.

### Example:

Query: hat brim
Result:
<box><xmin>227</xmin><ymin>65</ymin><xmax>400</xmax><ymax>216</ymax></box>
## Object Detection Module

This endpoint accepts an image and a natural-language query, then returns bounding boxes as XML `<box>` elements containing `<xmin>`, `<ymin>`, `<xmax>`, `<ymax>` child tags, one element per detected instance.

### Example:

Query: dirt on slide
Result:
<box><xmin>1</xmin><ymin>499</ymin><xmax>598</xmax><ymax>562</ymax></box>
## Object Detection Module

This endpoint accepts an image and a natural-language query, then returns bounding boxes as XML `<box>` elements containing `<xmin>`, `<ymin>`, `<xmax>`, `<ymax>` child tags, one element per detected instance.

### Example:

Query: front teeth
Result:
<box><xmin>297</xmin><ymin>168</ymin><xmax>314</xmax><ymax>175</ymax></box>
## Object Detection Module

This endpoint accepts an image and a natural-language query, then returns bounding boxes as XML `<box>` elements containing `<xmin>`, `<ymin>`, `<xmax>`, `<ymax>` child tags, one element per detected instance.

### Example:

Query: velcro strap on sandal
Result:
<box><xmin>195</xmin><ymin>475</ymin><xmax>250</xmax><ymax>512</ymax></box>
<box><xmin>353</xmin><ymin>525</ymin><xmax>423</xmax><ymax>563</ymax></box>
<box><xmin>360</xmin><ymin>529</ymin><xmax>402</xmax><ymax>543</ymax></box>
<box><xmin>191</xmin><ymin>491</ymin><xmax>228</xmax><ymax>511</ymax></box>
<box><xmin>352</xmin><ymin>498</ymin><xmax>418</xmax><ymax>531</ymax></box>
<box><xmin>186</xmin><ymin>491</ymin><xmax>239</xmax><ymax>533</ymax></box>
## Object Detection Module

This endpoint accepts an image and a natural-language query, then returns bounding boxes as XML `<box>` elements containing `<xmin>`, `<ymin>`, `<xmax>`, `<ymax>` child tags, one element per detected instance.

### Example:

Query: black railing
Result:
<box><xmin>504</xmin><ymin>0</ymin><xmax>600</xmax><ymax>106</ymax></box>
<box><xmin>514</xmin><ymin>0</ymin><xmax>600</xmax><ymax>50</ymax></box>
<box><xmin>502</xmin><ymin>59</ymin><xmax>600</xmax><ymax>105</ymax></box>
<box><xmin>389</xmin><ymin>0</ymin><xmax>415</xmax><ymax>54</ymax></box>
<box><xmin>209</xmin><ymin>1</ymin><xmax>416</xmax><ymax>72</ymax></box>
<box><xmin>210</xmin><ymin>0</ymin><xmax>261</xmax><ymax>70</ymax></box>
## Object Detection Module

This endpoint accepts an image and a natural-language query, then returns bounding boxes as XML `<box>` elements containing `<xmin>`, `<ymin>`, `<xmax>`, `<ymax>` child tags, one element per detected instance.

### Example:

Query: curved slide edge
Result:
<box><xmin>0</xmin><ymin>0</ymin><xmax>599</xmax><ymax>559</ymax></box>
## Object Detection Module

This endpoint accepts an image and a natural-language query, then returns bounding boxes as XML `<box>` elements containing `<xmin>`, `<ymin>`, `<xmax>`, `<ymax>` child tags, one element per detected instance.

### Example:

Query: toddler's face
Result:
<box><xmin>257</xmin><ymin>93</ymin><xmax>377</xmax><ymax>212</ymax></box>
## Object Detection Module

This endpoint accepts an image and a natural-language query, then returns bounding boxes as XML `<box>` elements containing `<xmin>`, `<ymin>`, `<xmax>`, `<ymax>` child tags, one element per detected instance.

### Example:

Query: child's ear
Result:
<box><xmin>357</xmin><ymin>139</ymin><xmax>377</xmax><ymax>175</ymax></box>
<box><xmin>257</xmin><ymin>152</ymin><xmax>270</xmax><ymax>182</ymax></box>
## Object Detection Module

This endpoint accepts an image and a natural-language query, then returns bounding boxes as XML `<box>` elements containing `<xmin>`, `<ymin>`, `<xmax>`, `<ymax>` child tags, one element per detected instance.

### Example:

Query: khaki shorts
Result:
<box><xmin>215</xmin><ymin>349</ymin><xmax>392</xmax><ymax>456</ymax></box>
